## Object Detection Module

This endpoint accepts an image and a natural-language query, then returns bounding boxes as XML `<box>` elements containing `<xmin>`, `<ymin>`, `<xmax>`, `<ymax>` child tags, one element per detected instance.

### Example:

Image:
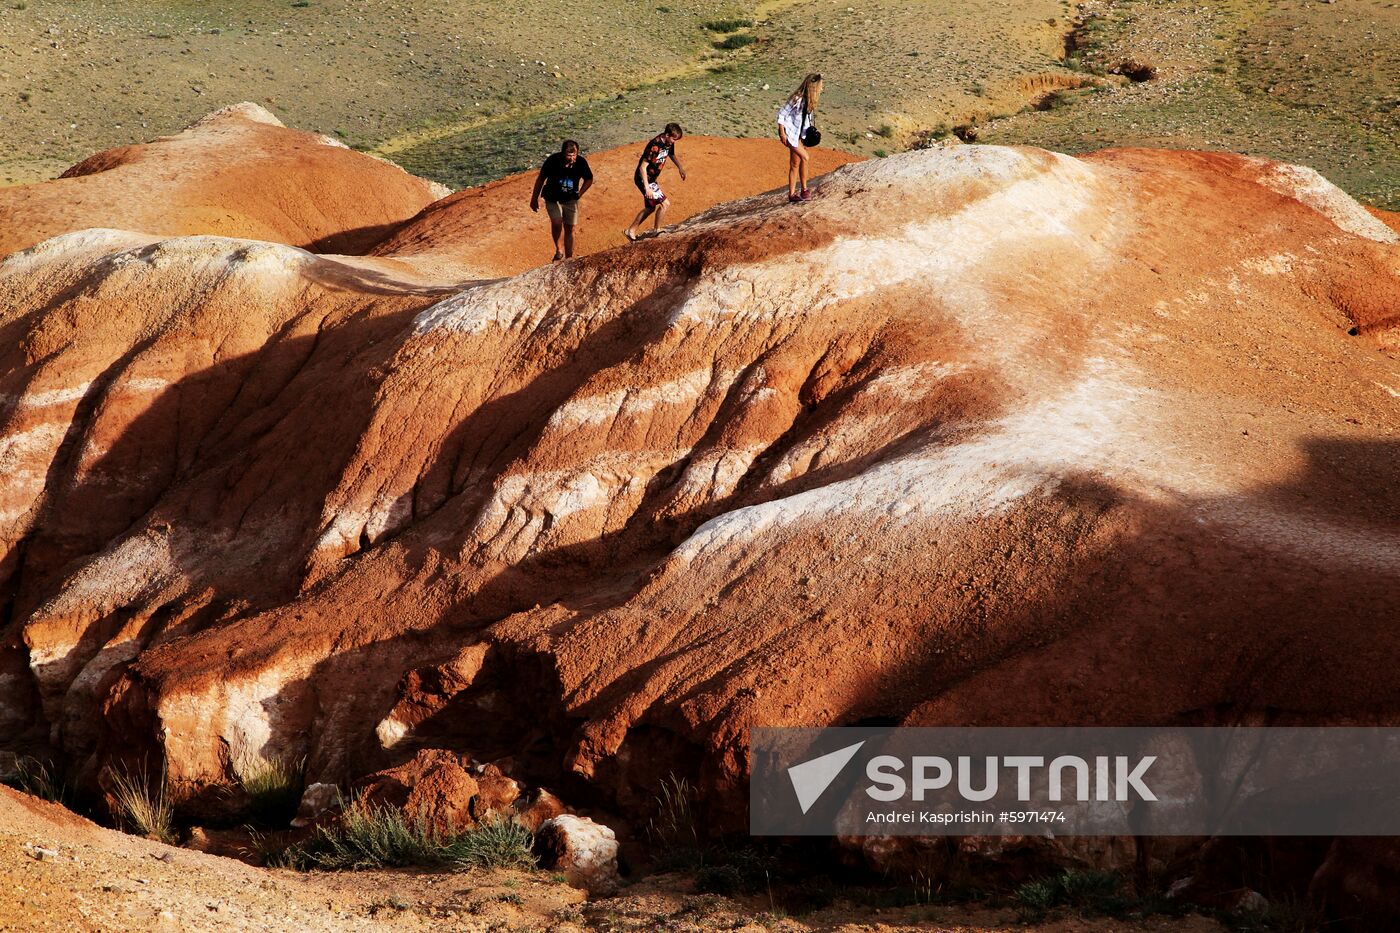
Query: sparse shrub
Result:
<box><xmin>876</xmin><ymin>124</ymin><xmax>894</xmax><ymax>138</ymax></box>
<box><xmin>648</xmin><ymin>773</ymin><xmax>703</xmax><ymax>871</ymax></box>
<box><xmin>291</xmin><ymin>0</ymin><xmax>311</xmax><ymax>7</ymax></box>
<box><xmin>107</xmin><ymin>763</ymin><xmax>176</xmax><ymax>844</ymax></box>
<box><xmin>442</xmin><ymin>818</ymin><xmax>536</xmax><ymax>870</ymax></box>
<box><xmin>970</xmin><ymin>81</ymin><xmax>987</xmax><ymax>96</ymax></box>
<box><xmin>284</xmin><ymin>796</ymin><xmax>535</xmax><ymax>871</ymax></box>
<box><xmin>2</xmin><ymin>756</ymin><xmax>71</xmax><ymax>806</ymax></box>
<box><xmin>1013</xmin><ymin>869</ymin><xmax>1129</xmax><ymax>922</ymax></box>
<box><xmin>238</xmin><ymin>826</ymin><xmax>295</xmax><ymax>867</ymax></box>
<box><xmin>231</xmin><ymin>742</ymin><xmax>304</xmax><ymax>826</ymax></box>
<box><xmin>286</xmin><ymin>799</ymin><xmax>441</xmax><ymax>869</ymax></box>
<box><xmin>650</xmin><ymin>774</ymin><xmax>697</xmax><ymax>845</ymax></box>
<box><xmin>1014</xmin><ymin>876</ymin><xmax>1059</xmax><ymax>920</ymax></box>
<box><xmin>714</xmin><ymin>34</ymin><xmax>757</xmax><ymax>50</ymax></box>
<box><xmin>694</xmin><ymin>847</ymin><xmax>775</xmax><ymax>896</ymax></box>
<box><xmin>874</xmin><ymin>149</ymin><xmax>889</xmax><ymax>158</ymax></box>
<box><xmin>703</xmin><ymin>18</ymin><xmax>753</xmax><ymax>32</ymax></box>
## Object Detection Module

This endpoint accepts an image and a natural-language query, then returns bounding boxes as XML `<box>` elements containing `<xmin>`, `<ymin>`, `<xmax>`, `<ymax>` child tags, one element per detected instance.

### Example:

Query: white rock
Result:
<box><xmin>291</xmin><ymin>782</ymin><xmax>341</xmax><ymax>827</ymax></box>
<box><xmin>535</xmin><ymin>814</ymin><xmax>619</xmax><ymax>892</ymax></box>
<box><xmin>22</xmin><ymin>843</ymin><xmax>59</xmax><ymax>861</ymax></box>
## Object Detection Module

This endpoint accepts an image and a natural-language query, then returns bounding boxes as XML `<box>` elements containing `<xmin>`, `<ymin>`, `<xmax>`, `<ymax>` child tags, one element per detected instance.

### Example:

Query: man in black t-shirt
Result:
<box><xmin>530</xmin><ymin>140</ymin><xmax>594</xmax><ymax>260</ymax></box>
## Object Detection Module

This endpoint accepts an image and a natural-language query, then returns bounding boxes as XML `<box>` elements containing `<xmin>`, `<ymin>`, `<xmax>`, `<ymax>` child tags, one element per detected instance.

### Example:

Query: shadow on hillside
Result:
<box><xmin>2</xmin><ymin>232</ymin><xmax>1399</xmax><ymax>924</ymax></box>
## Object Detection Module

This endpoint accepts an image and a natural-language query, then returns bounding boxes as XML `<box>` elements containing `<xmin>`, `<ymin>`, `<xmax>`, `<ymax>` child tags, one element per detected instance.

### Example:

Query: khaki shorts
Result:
<box><xmin>545</xmin><ymin>199</ymin><xmax>579</xmax><ymax>224</ymax></box>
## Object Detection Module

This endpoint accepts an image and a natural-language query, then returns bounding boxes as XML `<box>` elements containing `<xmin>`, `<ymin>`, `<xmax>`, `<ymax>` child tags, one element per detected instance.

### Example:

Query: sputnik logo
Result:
<box><xmin>787</xmin><ymin>741</ymin><xmax>866</xmax><ymax>814</ymax></box>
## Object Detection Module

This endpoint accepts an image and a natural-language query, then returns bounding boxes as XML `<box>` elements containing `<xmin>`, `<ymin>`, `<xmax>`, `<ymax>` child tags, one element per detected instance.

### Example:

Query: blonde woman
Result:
<box><xmin>777</xmin><ymin>73</ymin><xmax>822</xmax><ymax>202</ymax></box>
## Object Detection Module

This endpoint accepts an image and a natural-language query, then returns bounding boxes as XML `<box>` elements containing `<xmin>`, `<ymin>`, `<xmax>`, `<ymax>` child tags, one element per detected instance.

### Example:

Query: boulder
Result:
<box><xmin>356</xmin><ymin>749</ymin><xmax>522</xmax><ymax>836</ymax></box>
<box><xmin>535</xmin><ymin>815</ymin><xmax>620</xmax><ymax>892</ymax></box>
<box><xmin>291</xmin><ymin>782</ymin><xmax>342</xmax><ymax>828</ymax></box>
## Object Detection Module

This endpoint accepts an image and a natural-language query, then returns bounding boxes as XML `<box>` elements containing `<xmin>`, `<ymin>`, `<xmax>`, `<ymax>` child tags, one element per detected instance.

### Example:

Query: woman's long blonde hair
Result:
<box><xmin>789</xmin><ymin>73</ymin><xmax>823</xmax><ymax>114</ymax></box>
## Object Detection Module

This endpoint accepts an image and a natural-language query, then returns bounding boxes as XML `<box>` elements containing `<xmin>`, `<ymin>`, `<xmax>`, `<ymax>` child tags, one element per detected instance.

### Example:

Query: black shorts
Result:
<box><xmin>636</xmin><ymin>174</ymin><xmax>666</xmax><ymax>208</ymax></box>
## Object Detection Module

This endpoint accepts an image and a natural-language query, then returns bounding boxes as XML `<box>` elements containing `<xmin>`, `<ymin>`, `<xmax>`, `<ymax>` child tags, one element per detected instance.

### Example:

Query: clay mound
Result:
<box><xmin>2</xmin><ymin>139</ymin><xmax>1399</xmax><ymax>856</ymax></box>
<box><xmin>0</xmin><ymin>103</ymin><xmax>450</xmax><ymax>260</ymax></box>
<box><xmin>371</xmin><ymin>136</ymin><xmax>860</xmax><ymax>277</ymax></box>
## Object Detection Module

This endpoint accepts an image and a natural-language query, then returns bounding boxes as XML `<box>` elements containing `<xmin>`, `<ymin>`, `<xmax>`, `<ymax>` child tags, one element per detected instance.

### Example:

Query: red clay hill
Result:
<box><xmin>2</xmin><ymin>106</ymin><xmax>1399</xmax><ymax>922</ymax></box>
<box><xmin>0</xmin><ymin>104</ymin><xmax>451</xmax><ymax>258</ymax></box>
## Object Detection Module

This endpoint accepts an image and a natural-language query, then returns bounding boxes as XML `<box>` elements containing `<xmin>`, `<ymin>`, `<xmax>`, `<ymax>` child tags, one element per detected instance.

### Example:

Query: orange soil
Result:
<box><xmin>0</xmin><ymin>104</ymin><xmax>446</xmax><ymax>260</ymax></box>
<box><xmin>371</xmin><ymin>136</ymin><xmax>860</xmax><ymax>277</ymax></box>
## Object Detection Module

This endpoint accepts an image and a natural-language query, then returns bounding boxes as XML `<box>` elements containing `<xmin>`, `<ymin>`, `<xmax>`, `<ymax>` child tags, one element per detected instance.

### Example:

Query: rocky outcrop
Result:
<box><xmin>355</xmin><ymin>748</ymin><xmax>561</xmax><ymax>836</ymax></box>
<box><xmin>2</xmin><ymin>109</ymin><xmax>1399</xmax><ymax>919</ymax></box>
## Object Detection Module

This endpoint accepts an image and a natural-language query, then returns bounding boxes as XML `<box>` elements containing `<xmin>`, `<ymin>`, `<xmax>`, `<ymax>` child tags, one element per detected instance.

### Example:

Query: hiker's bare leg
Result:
<box><xmin>563</xmin><ymin>224</ymin><xmax>575</xmax><ymax>258</ymax></box>
<box><xmin>550</xmin><ymin>218</ymin><xmax>564</xmax><ymax>259</ymax></box>
<box><xmin>625</xmin><ymin>205</ymin><xmax>654</xmax><ymax>239</ymax></box>
<box><xmin>788</xmin><ymin>148</ymin><xmax>800</xmax><ymax>197</ymax></box>
<box><xmin>653</xmin><ymin>200</ymin><xmax>668</xmax><ymax>232</ymax></box>
<box><xmin>798</xmin><ymin>147</ymin><xmax>810</xmax><ymax>192</ymax></box>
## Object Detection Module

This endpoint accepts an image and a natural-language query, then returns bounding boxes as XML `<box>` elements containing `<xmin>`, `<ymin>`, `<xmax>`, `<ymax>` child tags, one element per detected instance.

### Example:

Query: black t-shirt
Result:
<box><xmin>540</xmin><ymin>152</ymin><xmax>593</xmax><ymax>202</ymax></box>
<box><xmin>639</xmin><ymin>135</ymin><xmax>672</xmax><ymax>182</ymax></box>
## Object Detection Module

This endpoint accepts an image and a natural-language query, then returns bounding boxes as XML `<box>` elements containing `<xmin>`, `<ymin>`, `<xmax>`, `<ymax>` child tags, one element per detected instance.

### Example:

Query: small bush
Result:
<box><xmin>238</xmin><ymin>827</ymin><xmax>295</xmax><ymax>867</ymax></box>
<box><xmin>1013</xmin><ymin>869</ymin><xmax>1129</xmax><ymax>921</ymax></box>
<box><xmin>232</xmin><ymin>744</ymin><xmax>304</xmax><ymax>826</ymax></box>
<box><xmin>703</xmin><ymin>18</ymin><xmax>753</xmax><ymax>32</ymax></box>
<box><xmin>108</xmin><ymin>764</ymin><xmax>176</xmax><ymax>844</ymax></box>
<box><xmin>694</xmin><ymin>847</ymin><xmax>775</xmax><ymax>896</ymax></box>
<box><xmin>650</xmin><ymin>774</ymin><xmax>697</xmax><ymax>846</ymax></box>
<box><xmin>2</xmin><ymin>756</ymin><xmax>70</xmax><ymax>806</ymax></box>
<box><xmin>443</xmin><ymin>819</ymin><xmax>536</xmax><ymax>870</ymax></box>
<box><xmin>285</xmin><ymin>797</ymin><xmax>535</xmax><ymax>871</ymax></box>
<box><xmin>288</xmin><ymin>800</ymin><xmax>439</xmax><ymax>870</ymax></box>
<box><xmin>714</xmin><ymin>34</ymin><xmax>757</xmax><ymax>50</ymax></box>
<box><xmin>876</xmin><ymin>124</ymin><xmax>894</xmax><ymax>138</ymax></box>
<box><xmin>648</xmin><ymin>773</ymin><xmax>703</xmax><ymax>871</ymax></box>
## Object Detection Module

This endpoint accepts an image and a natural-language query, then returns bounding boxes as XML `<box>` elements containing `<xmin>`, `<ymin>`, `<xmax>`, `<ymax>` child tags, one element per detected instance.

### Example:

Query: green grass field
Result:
<box><xmin>978</xmin><ymin>0</ymin><xmax>1400</xmax><ymax>209</ymax></box>
<box><xmin>2</xmin><ymin>1</ymin><xmax>1394</xmax><ymax>208</ymax></box>
<box><xmin>1</xmin><ymin>0</ymin><xmax>1070</xmax><ymax>186</ymax></box>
